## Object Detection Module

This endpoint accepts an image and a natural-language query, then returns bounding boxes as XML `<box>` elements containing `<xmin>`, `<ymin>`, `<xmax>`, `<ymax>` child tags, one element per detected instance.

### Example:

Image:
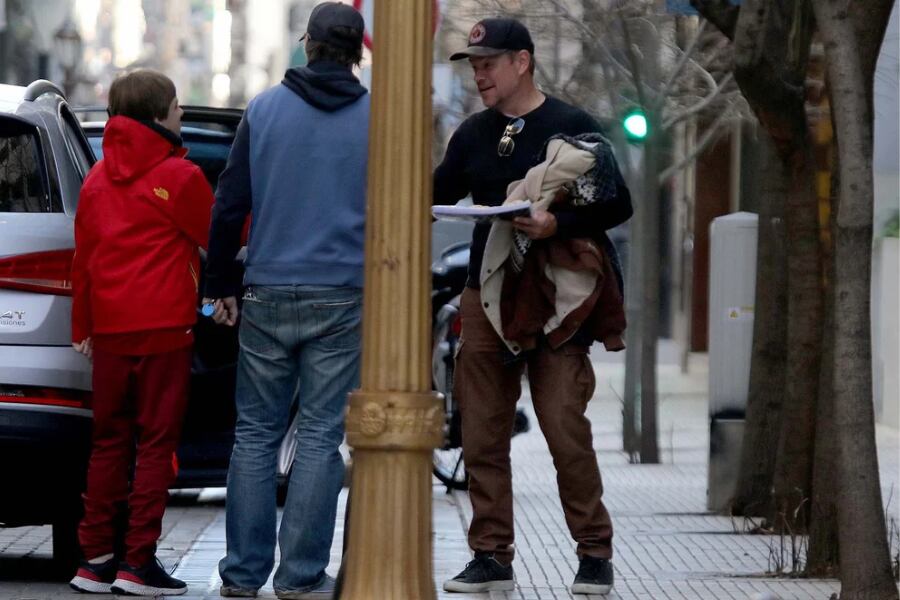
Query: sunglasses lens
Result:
<box><xmin>498</xmin><ymin>136</ymin><xmax>514</xmax><ymax>156</ymax></box>
<box><xmin>508</xmin><ymin>118</ymin><xmax>525</xmax><ymax>134</ymax></box>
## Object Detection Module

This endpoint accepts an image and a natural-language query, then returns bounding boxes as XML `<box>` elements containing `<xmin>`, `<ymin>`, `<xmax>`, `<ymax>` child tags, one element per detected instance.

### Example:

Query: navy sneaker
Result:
<box><xmin>110</xmin><ymin>557</ymin><xmax>187</xmax><ymax>596</ymax></box>
<box><xmin>570</xmin><ymin>555</ymin><xmax>614</xmax><ymax>595</ymax></box>
<box><xmin>442</xmin><ymin>552</ymin><xmax>515</xmax><ymax>593</ymax></box>
<box><xmin>70</xmin><ymin>555</ymin><xmax>118</xmax><ymax>593</ymax></box>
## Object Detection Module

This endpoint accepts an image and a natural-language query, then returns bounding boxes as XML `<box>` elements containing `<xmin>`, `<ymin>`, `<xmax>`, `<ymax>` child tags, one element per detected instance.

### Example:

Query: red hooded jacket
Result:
<box><xmin>71</xmin><ymin>117</ymin><xmax>214</xmax><ymax>349</ymax></box>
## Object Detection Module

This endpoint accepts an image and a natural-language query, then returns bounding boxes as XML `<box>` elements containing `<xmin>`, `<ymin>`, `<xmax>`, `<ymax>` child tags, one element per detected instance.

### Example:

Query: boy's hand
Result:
<box><xmin>72</xmin><ymin>338</ymin><xmax>93</xmax><ymax>361</ymax></box>
<box><xmin>202</xmin><ymin>297</ymin><xmax>239</xmax><ymax>326</ymax></box>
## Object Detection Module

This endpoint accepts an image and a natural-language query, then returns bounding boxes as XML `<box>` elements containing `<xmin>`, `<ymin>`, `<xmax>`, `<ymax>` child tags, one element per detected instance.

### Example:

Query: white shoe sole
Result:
<box><xmin>111</xmin><ymin>578</ymin><xmax>187</xmax><ymax>596</ymax></box>
<box><xmin>443</xmin><ymin>579</ymin><xmax>516</xmax><ymax>593</ymax></box>
<box><xmin>571</xmin><ymin>582</ymin><xmax>613</xmax><ymax>595</ymax></box>
<box><xmin>69</xmin><ymin>575</ymin><xmax>113</xmax><ymax>593</ymax></box>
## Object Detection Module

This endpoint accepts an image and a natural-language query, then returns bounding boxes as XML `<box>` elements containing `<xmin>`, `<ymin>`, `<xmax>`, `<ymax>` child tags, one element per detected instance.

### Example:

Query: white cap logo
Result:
<box><xmin>469</xmin><ymin>23</ymin><xmax>486</xmax><ymax>44</ymax></box>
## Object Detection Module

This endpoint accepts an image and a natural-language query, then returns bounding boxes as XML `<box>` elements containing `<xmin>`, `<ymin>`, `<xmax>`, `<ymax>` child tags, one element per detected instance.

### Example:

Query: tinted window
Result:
<box><xmin>87</xmin><ymin>126</ymin><xmax>232</xmax><ymax>191</ymax></box>
<box><xmin>87</xmin><ymin>134</ymin><xmax>101</xmax><ymax>158</ymax></box>
<box><xmin>0</xmin><ymin>118</ymin><xmax>57</xmax><ymax>213</ymax></box>
<box><xmin>182</xmin><ymin>128</ymin><xmax>232</xmax><ymax>190</ymax></box>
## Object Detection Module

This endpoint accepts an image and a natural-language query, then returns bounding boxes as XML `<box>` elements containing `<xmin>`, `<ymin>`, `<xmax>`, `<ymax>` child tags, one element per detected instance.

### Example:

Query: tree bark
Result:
<box><xmin>732</xmin><ymin>0</ymin><xmax>822</xmax><ymax>534</ymax></box>
<box><xmin>769</xmin><ymin>129</ymin><xmax>821</xmax><ymax>533</ymax></box>
<box><xmin>730</xmin><ymin>130</ymin><xmax>788</xmax><ymax>519</ymax></box>
<box><xmin>807</xmin><ymin>164</ymin><xmax>839</xmax><ymax>577</ymax></box>
<box><xmin>812</xmin><ymin>0</ymin><xmax>898</xmax><ymax>597</ymax></box>
<box><xmin>694</xmin><ymin>0</ymin><xmax>823</xmax><ymax>532</ymax></box>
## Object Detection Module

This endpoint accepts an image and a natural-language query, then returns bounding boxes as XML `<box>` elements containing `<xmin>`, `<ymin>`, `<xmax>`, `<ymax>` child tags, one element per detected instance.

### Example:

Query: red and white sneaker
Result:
<box><xmin>69</xmin><ymin>555</ymin><xmax>118</xmax><ymax>594</ymax></box>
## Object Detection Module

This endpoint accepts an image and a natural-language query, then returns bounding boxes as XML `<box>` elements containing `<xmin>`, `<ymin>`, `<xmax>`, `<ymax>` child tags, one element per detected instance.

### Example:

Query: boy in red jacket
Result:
<box><xmin>68</xmin><ymin>69</ymin><xmax>214</xmax><ymax>596</ymax></box>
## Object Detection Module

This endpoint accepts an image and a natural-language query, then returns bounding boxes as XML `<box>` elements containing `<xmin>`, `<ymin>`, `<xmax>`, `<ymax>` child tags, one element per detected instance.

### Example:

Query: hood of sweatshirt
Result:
<box><xmin>281</xmin><ymin>60</ymin><xmax>368</xmax><ymax>112</ymax></box>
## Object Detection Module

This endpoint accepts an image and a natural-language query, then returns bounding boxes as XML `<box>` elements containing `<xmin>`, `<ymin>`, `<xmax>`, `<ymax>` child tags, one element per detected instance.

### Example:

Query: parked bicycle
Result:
<box><xmin>431</xmin><ymin>242</ymin><xmax>530</xmax><ymax>492</ymax></box>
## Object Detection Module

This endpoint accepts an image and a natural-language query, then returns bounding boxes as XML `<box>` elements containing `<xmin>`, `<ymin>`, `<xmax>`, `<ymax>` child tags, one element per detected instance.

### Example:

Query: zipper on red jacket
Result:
<box><xmin>189</xmin><ymin>261</ymin><xmax>198</xmax><ymax>292</ymax></box>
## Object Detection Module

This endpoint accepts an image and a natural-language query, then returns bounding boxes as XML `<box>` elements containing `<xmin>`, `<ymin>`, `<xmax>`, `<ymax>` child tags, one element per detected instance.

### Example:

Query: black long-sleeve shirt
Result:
<box><xmin>433</xmin><ymin>95</ymin><xmax>632</xmax><ymax>288</ymax></box>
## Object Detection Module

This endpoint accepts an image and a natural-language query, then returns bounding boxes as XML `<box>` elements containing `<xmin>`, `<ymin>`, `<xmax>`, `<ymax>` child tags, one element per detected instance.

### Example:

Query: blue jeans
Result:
<box><xmin>218</xmin><ymin>285</ymin><xmax>361</xmax><ymax>592</ymax></box>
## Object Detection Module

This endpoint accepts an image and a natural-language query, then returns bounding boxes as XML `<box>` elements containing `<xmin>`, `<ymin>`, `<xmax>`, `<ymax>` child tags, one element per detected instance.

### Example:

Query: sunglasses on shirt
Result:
<box><xmin>497</xmin><ymin>118</ymin><xmax>525</xmax><ymax>157</ymax></box>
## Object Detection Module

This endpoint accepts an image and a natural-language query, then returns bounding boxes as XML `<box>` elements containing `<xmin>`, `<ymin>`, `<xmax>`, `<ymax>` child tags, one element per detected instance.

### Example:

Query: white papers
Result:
<box><xmin>432</xmin><ymin>201</ymin><xmax>532</xmax><ymax>222</ymax></box>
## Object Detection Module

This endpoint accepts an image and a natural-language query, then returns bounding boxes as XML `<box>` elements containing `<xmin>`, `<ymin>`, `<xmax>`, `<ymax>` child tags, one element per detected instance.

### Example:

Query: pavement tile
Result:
<box><xmin>1</xmin><ymin>347</ymin><xmax>897</xmax><ymax>599</ymax></box>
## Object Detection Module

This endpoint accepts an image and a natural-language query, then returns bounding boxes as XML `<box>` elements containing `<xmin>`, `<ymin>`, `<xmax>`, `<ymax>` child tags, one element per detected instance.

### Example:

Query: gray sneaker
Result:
<box><xmin>220</xmin><ymin>584</ymin><xmax>258</xmax><ymax>597</ymax></box>
<box><xmin>275</xmin><ymin>574</ymin><xmax>336</xmax><ymax>600</ymax></box>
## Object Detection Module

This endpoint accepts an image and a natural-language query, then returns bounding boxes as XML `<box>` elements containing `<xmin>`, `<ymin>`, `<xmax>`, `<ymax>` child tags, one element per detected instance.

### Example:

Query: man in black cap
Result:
<box><xmin>205</xmin><ymin>2</ymin><xmax>368</xmax><ymax>599</ymax></box>
<box><xmin>434</xmin><ymin>16</ymin><xmax>632</xmax><ymax>596</ymax></box>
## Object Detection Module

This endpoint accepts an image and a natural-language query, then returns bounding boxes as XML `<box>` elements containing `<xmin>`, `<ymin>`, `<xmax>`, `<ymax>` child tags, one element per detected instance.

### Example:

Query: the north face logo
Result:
<box><xmin>469</xmin><ymin>23</ymin><xmax>486</xmax><ymax>44</ymax></box>
<box><xmin>153</xmin><ymin>187</ymin><xmax>170</xmax><ymax>201</ymax></box>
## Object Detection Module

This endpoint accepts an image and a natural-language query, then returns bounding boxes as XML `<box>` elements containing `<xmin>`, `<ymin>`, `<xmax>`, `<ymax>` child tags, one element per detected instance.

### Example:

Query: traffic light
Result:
<box><xmin>622</xmin><ymin>109</ymin><xmax>648</xmax><ymax>142</ymax></box>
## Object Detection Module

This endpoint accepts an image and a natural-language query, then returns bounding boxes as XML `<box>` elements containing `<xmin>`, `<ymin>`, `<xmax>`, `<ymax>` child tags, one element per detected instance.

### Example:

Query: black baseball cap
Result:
<box><xmin>449</xmin><ymin>17</ymin><xmax>535</xmax><ymax>61</ymax></box>
<box><xmin>300</xmin><ymin>2</ymin><xmax>364</xmax><ymax>51</ymax></box>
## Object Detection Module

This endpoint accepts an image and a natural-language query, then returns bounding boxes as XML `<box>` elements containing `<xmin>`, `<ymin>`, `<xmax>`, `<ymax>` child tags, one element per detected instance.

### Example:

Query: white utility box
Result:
<box><xmin>707</xmin><ymin>212</ymin><xmax>758</xmax><ymax>511</ymax></box>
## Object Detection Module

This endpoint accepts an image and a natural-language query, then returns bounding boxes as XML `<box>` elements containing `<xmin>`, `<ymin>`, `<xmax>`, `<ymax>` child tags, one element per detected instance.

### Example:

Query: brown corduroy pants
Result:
<box><xmin>454</xmin><ymin>288</ymin><xmax>614</xmax><ymax>563</ymax></box>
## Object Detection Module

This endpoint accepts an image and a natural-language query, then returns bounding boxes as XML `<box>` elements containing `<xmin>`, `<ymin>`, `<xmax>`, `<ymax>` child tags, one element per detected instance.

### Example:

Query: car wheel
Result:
<box><xmin>433</xmin><ymin>447</ymin><xmax>469</xmax><ymax>491</ymax></box>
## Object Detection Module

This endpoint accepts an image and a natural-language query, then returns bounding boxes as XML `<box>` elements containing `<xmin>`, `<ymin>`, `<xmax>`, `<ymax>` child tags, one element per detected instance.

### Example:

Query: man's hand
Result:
<box><xmin>72</xmin><ymin>337</ymin><xmax>93</xmax><ymax>361</ymax></box>
<box><xmin>202</xmin><ymin>297</ymin><xmax>239</xmax><ymax>326</ymax></box>
<box><xmin>513</xmin><ymin>209</ymin><xmax>557</xmax><ymax>239</ymax></box>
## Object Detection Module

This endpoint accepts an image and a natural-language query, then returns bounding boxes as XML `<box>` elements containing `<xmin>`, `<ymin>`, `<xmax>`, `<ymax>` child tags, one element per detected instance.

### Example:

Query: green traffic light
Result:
<box><xmin>623</xmin><ymin>111</ymin><xmax>648</xmax><ymax>140</ymax></box>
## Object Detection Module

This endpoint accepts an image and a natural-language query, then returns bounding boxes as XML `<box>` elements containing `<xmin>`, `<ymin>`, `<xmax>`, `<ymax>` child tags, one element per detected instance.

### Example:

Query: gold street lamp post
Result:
<box><xmin>340</xmin><ymin>2</ymin><xmax>442</xmax><ymax>599</ymax></box>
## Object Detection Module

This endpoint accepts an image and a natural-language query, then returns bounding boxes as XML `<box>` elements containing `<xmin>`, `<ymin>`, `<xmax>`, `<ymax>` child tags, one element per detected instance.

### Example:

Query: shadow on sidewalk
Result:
<box><xmin>0</xmin><ymin>554</ymin><xmax>72</xmax><ymax>582</ymax></box>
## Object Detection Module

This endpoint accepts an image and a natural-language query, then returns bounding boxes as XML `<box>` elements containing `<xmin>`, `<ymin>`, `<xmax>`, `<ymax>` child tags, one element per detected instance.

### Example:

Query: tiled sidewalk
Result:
<box><xmin>1</xmin><ymin>349</ymin><xmax>897</xmax><ymax>599</ymax></box>
<box><xmin>437</xmin><ymin>351</ymin><xmax>900</xmax><ymax>600</ymax></box>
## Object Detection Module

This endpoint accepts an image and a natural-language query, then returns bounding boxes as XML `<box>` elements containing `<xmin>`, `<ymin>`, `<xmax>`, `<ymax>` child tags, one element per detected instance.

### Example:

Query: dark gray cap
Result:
<box><xmin>300</xmin><ymin>2</ymin><xmax>364</xmax><ymax>51</ymax></box>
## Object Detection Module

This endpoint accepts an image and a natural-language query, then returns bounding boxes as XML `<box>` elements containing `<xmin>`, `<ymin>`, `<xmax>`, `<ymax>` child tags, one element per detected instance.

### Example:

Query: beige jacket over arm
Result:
<box><xmin>479</xmin><ymin>138</ymin><xmax>599</xmax><ymax>355</ymax></box>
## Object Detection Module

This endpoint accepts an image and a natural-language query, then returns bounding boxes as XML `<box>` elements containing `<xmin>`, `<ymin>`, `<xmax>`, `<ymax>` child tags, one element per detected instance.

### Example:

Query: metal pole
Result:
<box><xmin>622</xmin><ymin>145</ymin><xmax>643</xmax><ymax>459</ymax></box>
<box><xmin>339</xmin><ymin>2</ymin><xmax>442</xmax><ymax>599</ymax></box>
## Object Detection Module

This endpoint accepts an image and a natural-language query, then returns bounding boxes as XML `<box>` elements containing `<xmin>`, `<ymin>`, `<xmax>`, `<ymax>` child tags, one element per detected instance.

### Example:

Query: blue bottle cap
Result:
<box><xmin>201</xmin><ymin>303</ymin><xmax>215</xmax><ymax>317</ymax></box>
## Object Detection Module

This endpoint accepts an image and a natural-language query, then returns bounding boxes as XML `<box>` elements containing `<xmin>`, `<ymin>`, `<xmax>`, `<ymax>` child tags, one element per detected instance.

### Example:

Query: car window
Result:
<box><xmin>0</xmin><ymin>117</ymin><xmax>59</xmax><ymax>213</ymax></box>
<box><xmin>87</xmin><ymin>134</ymin><xmax>101</xmax><ymax>159</ymax></box>
<box><xmin>86</xmin><ymin>126</ymin><xmax>232</xmax><ymax>192</ymax></box>
<box><xmin>59</xmin><ymin>106</ymin><xmax>94</xmax><ymax>177</ymax></box>
<box><xmin>182</xmin><ymin>129</ymin><xmax>232</xmax><ymax>190</ymax></box>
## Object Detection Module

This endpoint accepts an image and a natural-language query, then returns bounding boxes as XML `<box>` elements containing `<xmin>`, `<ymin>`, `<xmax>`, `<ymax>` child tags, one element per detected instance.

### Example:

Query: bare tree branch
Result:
<box><xmin>543</xmin><ymin>0</ymin><xmax>634</xmax><ymax>80</ymax></box>
<box><xmin>656</xmin><ymin>18</ymin><xmax>708</xmax><ymax>104</ymax></box>
<box><xmin>663</xmin><ymin>72</ymin><xmax>734</xmax><ymax>129</ymax></box>
<box><xmin>620</xmin><ymin>14</ymin><xmax>651</xmax><ymax>110</ymax></box>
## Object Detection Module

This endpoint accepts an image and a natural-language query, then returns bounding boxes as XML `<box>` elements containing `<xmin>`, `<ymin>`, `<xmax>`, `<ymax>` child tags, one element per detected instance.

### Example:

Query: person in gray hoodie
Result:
<box><xmin>202</xmin><ymin>3</ymin><xmax>368</xmax><ymax>598</ymax></box>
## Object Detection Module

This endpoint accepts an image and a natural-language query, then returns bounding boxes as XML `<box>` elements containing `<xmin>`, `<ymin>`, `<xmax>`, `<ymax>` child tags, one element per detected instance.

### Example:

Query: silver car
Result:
<box><xmin>0</xmin><ymin>82</ymin><xmax>303</xmax><ymax>568</ymax></box>
<box><xmin>0</xmin><ymin>80</ymin><xmax>96</xmax><ymax>566</ymax></box>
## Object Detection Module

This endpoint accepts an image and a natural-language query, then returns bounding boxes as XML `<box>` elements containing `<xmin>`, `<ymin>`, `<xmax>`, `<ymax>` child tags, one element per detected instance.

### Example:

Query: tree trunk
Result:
<box><xmin>812</xmin><ymin>0</ymin><xmax>898</xmax><ymax>597</ymax></box>
<box><xmin>730</xmin><ymin>129</ymin><xmax>788</xmax><ymax>519</ymax></box>
<box><xmin>769</xmin><ymin>128</ymin><xmax>822</xmax><ymax>533</ymax></box>
<box><xmin>807</xmin><ymin>166</ymin><xmax>839</xmax><ymax>577</ymax></box>
<box><xmin>714</xmin><ymin>0</ymin><xmax>822</xmax><ymax>533</ymax></box>
<box><xmin>622</xmin><ymin>14</ymin><xmax>663</xmax><ymax>465</ymax></box>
